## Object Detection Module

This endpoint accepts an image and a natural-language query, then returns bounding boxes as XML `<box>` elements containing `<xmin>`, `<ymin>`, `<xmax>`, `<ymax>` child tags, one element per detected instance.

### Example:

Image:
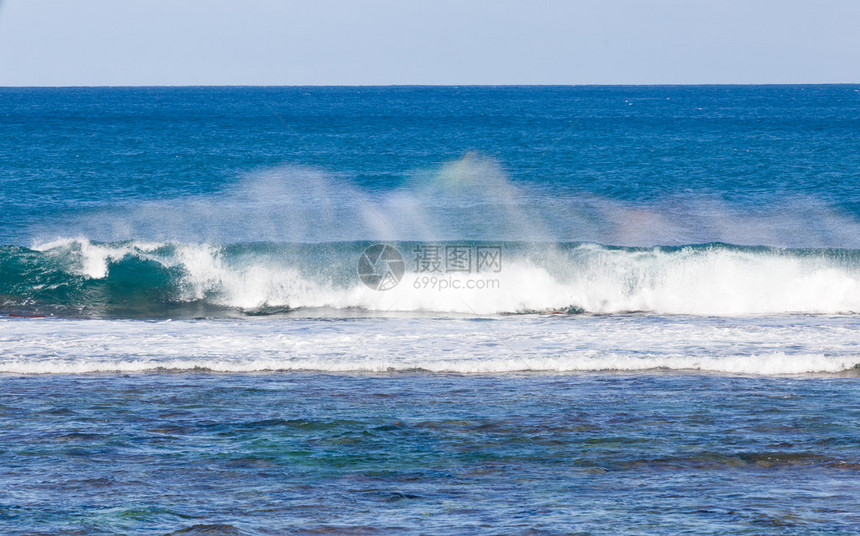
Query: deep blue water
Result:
<box><xmin>1</xmin><ymin>86</ymin><xmax>859</xmax><ymax>534</ymax></box>
<box><xmin>2</xmin><ymin>86</ymin><xmax>859</xmax><ymax>246</ymax></box>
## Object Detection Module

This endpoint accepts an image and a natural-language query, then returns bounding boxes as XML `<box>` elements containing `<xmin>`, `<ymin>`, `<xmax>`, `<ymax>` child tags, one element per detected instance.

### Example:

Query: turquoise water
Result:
<box><xmin>1</xmin><ymin>86</ymin><xmax>859</xmax><ymax>534</ymax></box>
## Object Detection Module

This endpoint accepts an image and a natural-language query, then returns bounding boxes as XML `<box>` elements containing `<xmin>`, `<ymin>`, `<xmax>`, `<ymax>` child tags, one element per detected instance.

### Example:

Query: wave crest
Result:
<box><xmin>2</xmin><ymin>238</ymin><xmax>859</xmax><ymax>317</ymax></box>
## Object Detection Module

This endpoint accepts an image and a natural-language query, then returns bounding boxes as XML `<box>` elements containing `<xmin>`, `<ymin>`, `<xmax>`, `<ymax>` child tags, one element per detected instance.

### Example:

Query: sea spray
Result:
<box><xmin>30</xmin><ymin>156</ymin><xmax>860</xmax><ymax>248</ymax></box>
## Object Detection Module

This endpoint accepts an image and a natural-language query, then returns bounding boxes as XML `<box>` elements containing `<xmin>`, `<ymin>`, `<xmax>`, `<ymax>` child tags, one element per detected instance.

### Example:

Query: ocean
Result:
<box><xmin>1</xmin><ymin>85</ymin><xmax>859</xmax><ymax>534</ymax></box>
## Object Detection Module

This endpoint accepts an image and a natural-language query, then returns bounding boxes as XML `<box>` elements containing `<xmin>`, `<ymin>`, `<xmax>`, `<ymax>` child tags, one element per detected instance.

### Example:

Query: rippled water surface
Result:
<box><xmin>2</xmin><ymin>373</ymin><xmax>859</xmax><ymax>535</ymax></box>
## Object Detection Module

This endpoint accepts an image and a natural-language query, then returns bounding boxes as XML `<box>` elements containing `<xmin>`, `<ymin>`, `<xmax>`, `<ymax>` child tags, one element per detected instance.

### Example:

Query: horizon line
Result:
<box><xmin>1</xmin><ymin>82</ymin><xmax>858</xmax><ymax>89</ymax></box>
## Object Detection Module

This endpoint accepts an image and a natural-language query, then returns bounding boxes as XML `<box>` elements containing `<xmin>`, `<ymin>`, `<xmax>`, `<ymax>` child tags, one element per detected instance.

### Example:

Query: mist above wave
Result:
<box><xmin>31</xmin><ymin>155</ymin><xmax>860</xmax><ymax>248</ymax></box>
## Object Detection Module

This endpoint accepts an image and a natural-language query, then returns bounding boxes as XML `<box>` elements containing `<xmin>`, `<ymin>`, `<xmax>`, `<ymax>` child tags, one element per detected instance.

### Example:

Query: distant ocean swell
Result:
<box><xmin>2</xmin><ymin>237</ymin><xmax>860</xmax><ymax>317</ymax></box>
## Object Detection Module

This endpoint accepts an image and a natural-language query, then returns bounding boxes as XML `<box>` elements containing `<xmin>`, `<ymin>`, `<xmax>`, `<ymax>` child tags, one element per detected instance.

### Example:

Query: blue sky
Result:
<box><xmin>0</xmin><ymin>0</ymin><xmax>857</xmax><ymax>85</ymax></box>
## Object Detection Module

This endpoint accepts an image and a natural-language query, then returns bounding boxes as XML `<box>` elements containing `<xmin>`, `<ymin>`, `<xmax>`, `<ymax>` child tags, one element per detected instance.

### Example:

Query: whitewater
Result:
<box><xmin>3</xmin><ymin>237</ymin><xmax>860</xmax><ymax>317</ymax></box>
<box><xmin>2</xmin><ymin>314</ymin><xmax>858</xmax><ymax>375</ymax></box>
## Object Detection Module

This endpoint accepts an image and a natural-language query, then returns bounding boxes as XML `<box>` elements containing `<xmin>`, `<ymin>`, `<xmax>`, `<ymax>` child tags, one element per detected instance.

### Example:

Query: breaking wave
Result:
<box><xmin>2</xmin><ymin>237</ymin><xmax>860</xmax><ymax>318</ymax></box>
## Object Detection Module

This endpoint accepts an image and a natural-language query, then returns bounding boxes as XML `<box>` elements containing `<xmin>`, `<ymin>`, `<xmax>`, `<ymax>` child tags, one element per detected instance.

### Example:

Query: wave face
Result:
<box><xmin>2</xmin><ymin>238</ymin><xmax>860</xmax><ymax>318</ymax></box>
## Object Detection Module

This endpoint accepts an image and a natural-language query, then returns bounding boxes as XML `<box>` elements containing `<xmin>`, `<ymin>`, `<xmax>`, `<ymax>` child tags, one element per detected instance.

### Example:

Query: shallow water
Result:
<box><xmin>0</xmin><ymin>373</ymin><xmax>857</xmax><ymax>535</ymax></box>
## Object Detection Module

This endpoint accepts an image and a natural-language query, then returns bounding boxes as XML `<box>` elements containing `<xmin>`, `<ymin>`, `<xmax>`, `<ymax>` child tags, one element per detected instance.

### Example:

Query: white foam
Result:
<box><xmin>1</xmin><ymin>316</ymin><xmax>857</xmax><ymax>375</ymax></box>
<box><xmin>32</xmin><ymin>237</ymin><xmax>166</xmax><ymax>279</ymax></box>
